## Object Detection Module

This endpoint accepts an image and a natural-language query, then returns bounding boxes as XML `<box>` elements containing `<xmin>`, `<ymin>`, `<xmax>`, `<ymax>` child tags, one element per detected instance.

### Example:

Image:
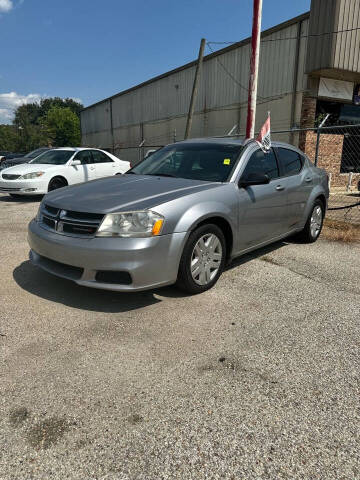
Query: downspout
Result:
<box><xmin>290</xmin><ymin>20</ymin><xmax>302</xmax><ymax>145</ymax></box>
<box><xmin>110</xmin><ymin>98</ymin><xmax>114</xmax><ymax>153</ymax></box>
<box><xmin>79</xmin><ymin>112</ymin><xmax>83</xmax><ymax>147</ymax></box>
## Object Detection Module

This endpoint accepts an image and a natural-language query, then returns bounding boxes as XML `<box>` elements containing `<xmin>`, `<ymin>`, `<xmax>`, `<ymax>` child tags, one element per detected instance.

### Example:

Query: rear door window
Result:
<box><xmin>91</xmin><ymin>150</ymin><xmax>113</xmax><ymax>163</ymax></box>
<box><xmin>276</xmin><ymin>148</ymin><xmax>303</xmax><ymax>176</ymax></box>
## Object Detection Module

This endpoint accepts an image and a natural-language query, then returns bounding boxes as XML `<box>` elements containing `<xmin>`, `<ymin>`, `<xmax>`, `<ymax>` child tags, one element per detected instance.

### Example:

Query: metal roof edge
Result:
<box><xmin>81</xmin><ymin>11</ymin><xmax>310</xmax><ymax>113</ymax></box>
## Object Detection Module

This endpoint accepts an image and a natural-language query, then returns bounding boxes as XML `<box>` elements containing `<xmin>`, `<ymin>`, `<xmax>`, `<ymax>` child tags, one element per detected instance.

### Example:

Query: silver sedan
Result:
<box><xmin>28</xmin><ymin>138</ymin><xmax>329</xmax><ymax>294</ymax></box>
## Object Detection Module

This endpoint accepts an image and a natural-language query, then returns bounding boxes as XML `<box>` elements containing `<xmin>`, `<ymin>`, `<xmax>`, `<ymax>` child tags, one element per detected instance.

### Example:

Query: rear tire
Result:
<box><xmin>48</xmin><ymin>177</ymin><xmax>67</xmax><ymax>192</ymax></box>
<box><xmin>176</xmin><ymin>224</ymin><xmax>226</xmax><ymax>294</ymax></box>
<box><xmin>296</xmin><ymin>199</ymin><xmax>324</xmax><ymax>243</ymax></box>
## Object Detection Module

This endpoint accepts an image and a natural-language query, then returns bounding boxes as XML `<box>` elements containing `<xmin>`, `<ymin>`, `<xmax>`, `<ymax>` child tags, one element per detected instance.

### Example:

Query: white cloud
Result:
<box><xmin>0</xmin><ymin>0</ymin><xmax>13</xmax><ymax>13</ymax></box>
<box><xmin>0</xmin><ymin>91</ymin><xmax>44</xmax><ymax>124</ymax></box>
<box><xmin>0</xmin><ymin>108</ymin><xmax>13</xmax><ymax>123</ymax></box>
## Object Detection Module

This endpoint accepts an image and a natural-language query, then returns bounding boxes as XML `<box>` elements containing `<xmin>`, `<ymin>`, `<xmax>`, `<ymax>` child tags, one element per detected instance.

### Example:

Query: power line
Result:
<box><xmin>207</xmin><ymin>25</ymin><xmax>360</xmax><ymax>47</ymax></box>
<box><xmin>206</xmin><ymin>43</ymin><xmax>265</xmax><ymax>100</ymax></box>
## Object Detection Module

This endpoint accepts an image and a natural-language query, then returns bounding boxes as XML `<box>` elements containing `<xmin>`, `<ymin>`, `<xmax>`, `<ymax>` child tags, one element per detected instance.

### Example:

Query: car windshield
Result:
<box><xmin>129</xmin><ymin>143</ymin><xmax>243</xmax><ymax>182</ymax></box>
<box><xmin>27</xmin><ymin>148</ymin><xmax>47</xmax><ymax>159</ymax></box>
<box><xmin>30</xmin><ymin>150</ymin><xmax>74</xmax><ymax>165</ymax></box>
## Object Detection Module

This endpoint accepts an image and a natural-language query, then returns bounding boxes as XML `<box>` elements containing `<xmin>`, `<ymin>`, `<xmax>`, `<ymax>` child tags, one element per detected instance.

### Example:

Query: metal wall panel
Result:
<box><xmin>333</xmin><ymin>0</ymin><xmax>360</xmax><ymax>72</ymax></box>
<box><xmin>306</xmin><ymin>0</ymin><xmax>337</xmax><ymax>73</ymax></box>
<box><xmin>306</xmin><ymin>0</ymin><xmax>360</xmax><ymax>74</ymax></box>
<box><xmin>81</xmin><ymin>99</ymin><xmax>111</xmax><ymax>135</ymax></box>
<box><xmin>81</xmin><ymin>15</ymin><xmax>308</xmax><ymax>150</ymax></box>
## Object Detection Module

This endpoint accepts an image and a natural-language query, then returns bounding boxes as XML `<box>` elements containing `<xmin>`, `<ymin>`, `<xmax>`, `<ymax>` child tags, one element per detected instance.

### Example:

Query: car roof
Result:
<box><xmin>176</xmin><ymin>137</ymin><xmax>245</xmax><ymax>147</ymax></box>
<box><xmin>52</xmin><ymin>147</ymin><xmax>104</xmax><ymax>152</ymax></box>
<box><xmin>170</xmin><ymin>137</ymin><xmax>305</xmax><ymax>155</ymax></box>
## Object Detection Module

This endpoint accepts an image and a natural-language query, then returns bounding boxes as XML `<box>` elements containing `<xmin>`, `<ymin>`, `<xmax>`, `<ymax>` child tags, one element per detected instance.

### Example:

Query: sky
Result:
<box><xmin>0</xmin><ymin>0</ymin><xmax>311</xmax><ymax>124</ymax></box>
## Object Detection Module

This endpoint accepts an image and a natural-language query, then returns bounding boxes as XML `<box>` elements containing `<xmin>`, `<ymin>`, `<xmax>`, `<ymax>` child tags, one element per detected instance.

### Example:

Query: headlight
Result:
<box><xmin>19</xmin><ymin>171</ymin><xmax>45</xmax><ymax>180</ymax></box>
<box><xmin>96</xmin><ymin>210</ymin><xmax>164</xmax><ymax>238</ymax></box>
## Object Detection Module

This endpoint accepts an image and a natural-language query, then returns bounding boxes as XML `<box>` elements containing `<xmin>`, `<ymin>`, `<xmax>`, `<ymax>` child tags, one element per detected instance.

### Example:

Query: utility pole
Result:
<box><xmin>184</xmin><ymin>38</ymin><xmax>206</xmax><ymax>140</ymax></box>
<box><xmin>246</xmin><ymin>0</ymin><xmax>263</xmax><ymax>139</ymax></box>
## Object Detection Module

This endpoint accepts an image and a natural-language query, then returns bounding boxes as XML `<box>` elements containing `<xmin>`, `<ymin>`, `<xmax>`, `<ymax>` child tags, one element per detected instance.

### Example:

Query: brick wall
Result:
<box><xmin>302</xmin><ymin>131</ymin><xmax>360</xmax><ymax>189</ymax></box>
<box><xmin>299</xmin><ymin>96</ymin><xmax>317</xmax><ymax>151</ymax></box>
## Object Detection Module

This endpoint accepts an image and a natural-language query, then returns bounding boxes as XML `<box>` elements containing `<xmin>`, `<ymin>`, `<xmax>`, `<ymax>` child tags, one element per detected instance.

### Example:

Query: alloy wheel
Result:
<box><xmin>190</xmin><ymin>233</ymin><xmax>223</xmax><ymax>286</ymax></box>
<box><xmin>310</xmin><ymin>205</ymin><xmax>323</xmax><ymax>238</ymax></box>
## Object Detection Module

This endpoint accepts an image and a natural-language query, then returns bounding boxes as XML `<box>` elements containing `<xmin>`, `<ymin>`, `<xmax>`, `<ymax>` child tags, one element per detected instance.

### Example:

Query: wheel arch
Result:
<box><xmin>192</xmin><ymin>215</ymin><xmax>234</xmax><ymax>260</ymax></box>
<box><xmin>48</xmin><ymin>175</ymin><xmax>68</xmax><ymax>191</ymax></box>
<box><xmin>315</xmin><ymin>194</ymin><xmax>327</xmax><ymax>211</ymax></box>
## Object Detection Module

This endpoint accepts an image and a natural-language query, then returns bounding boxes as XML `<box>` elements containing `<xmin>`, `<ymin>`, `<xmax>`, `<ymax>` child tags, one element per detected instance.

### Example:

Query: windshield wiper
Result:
<box><xmin>126</xmin><ymin>171</ymin><xmax>137</xmax><ymax>174</ymax></box>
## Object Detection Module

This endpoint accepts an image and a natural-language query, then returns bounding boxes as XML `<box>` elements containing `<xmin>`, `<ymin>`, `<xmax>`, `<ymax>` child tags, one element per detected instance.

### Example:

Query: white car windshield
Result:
<box><xmin>27</xmin><ymin>148</ymin><xmax>48</xmax><ymax>159</ymax></box>
<box><xmin>30</xmin><ymin>150</ymin><xmax>74</xmax><ymax>165</ymax></box>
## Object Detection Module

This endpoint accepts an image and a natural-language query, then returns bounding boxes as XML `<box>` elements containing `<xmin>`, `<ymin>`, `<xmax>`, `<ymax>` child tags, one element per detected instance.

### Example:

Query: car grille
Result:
<box><xmin>0</xmin><ymin>187</ymin><xmax>21</xmax><ymax>192</ymax></box>
<box><xmin>40</xmin><ymin>203</ymin><xmax>104</xmax><ymax>237</ymax></box>
<box><xmin>2</xmin><ymin>174</ymin><xmax>21</xmax><ymax>180</ymax></box>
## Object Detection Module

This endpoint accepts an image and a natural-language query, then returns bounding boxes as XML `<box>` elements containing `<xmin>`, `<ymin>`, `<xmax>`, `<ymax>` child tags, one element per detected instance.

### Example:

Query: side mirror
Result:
<box><xmin>239</xmin><ymin>172</ymin><xmax>270</xmax><ymax>188</ymax></box>
<box><xmin>72</xmin><ymin>159</ymin><xmax>81</xmax><ymax>166</ymax></box>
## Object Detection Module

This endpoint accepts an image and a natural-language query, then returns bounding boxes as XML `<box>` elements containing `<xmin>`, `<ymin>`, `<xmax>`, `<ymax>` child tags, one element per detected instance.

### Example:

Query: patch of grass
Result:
<box><xmin>9</xmin><ymin>407</ymin><xmax>29</xmax><ymax>427</ymax></box>
<box><xmin>27</xmin><ymin>417</ymin><xmax>70</xmax><ymax>449</ymax></box>
<box><xmin>322</xmin><ymin>219</ymin><xmax>360</xmax><ymax>243</ymax></box>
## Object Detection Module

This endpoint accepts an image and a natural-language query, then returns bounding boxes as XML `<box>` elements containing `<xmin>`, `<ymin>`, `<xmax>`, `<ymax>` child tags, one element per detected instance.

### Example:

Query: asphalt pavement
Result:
<box><xmin>1</xmin><ymin>194</ymin><xmax>360</xmax><ymax>480</ymax></box>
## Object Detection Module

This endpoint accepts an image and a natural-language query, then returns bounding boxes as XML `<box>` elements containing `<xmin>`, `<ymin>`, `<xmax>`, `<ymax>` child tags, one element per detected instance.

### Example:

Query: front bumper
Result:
<box><xmin>0</xmin><ymin>178</ymin><xmax>48</xmax><ymax>195</ymax></box>
<box><xmin>28</xmin><ymin>219</ymin><xmax>187</xmax><ymax>291</ymax></box>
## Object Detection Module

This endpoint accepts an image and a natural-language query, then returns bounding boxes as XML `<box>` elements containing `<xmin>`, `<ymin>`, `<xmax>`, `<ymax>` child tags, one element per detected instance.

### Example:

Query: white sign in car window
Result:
<box><xmin>318</xmin><ymin>78</ymin><xmax>354</xmax><ymax>101</ymax></box>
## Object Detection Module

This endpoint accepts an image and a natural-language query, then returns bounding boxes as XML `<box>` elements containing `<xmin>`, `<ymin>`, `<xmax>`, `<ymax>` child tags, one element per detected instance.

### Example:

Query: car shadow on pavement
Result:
<box><xmin>13</xmin><ymin>261</ymin><xmax>162</xmax><ymax>313</ymax></box>
<box><xmin>225</xmin><ymin>240</ymin><xmax>289</xmax><ymax>272</ymax></box>
<box><xmin>13</xmin><ymin>240</ymin><xmax>290</xmax><ymax>309</ymax></box>
<box><xmin>0</xmin><ymin>195</ymin><xmax>42</xmax><ymax>203</ymax></box>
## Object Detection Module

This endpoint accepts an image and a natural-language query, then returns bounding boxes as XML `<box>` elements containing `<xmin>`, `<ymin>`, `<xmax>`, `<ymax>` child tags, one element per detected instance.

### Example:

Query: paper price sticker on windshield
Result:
<box><xmin>223</xmin><ymin>159</ymin><xmax>231</xmax><ymax>165</ymax></box>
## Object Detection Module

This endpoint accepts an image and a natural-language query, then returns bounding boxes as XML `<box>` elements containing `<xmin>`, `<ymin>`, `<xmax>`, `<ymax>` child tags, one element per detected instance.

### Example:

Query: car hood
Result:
<box><xmin>45</xmin><ymin>174</ymin><xmax>223</xmax><ymax>213</ymax></box>
<box><xmin>5</xmin><ymin>156</ymin><xmax>29</xmax><ymax>163</ymax></box>
<box><xmin>0</xmin><ymin>157</ymin><xmax>29</xmax><ymax>169</ymax></box>
<box><xmin>1</xmin><ymin>163</ymin><xmax>58</xmax><ymax>175</ymax></box>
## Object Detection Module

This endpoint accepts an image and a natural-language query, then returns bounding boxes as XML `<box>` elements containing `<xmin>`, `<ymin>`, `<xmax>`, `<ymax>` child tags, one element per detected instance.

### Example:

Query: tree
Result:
<box><xmin>0</xmin><ymin>125</ymin><xmax>19</xmax><ymax>151</ymax></box>
<box><xmin>14</xmin><ymin>97</ymin><xmax>83</xmax><ymax>127</ymax></box>
<box><xmin>43</xmin><ymin>106</ymin><xmax>81</xmax><ymax>147</ymax></box>
<box><xmin>38</xmin><ymin>97</ymin><xmax>83</xmax><ymax>119</ymax></box>
<box><xmin>1</xmin><ymin>97</ymin><xmax>84</xmax><ymax>152</ymax></box>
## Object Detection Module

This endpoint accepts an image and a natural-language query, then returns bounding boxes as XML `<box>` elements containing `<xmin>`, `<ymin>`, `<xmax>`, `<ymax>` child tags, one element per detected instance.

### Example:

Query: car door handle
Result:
<box><xmin>90</xmin><ymin>166</ymin><xmax>95</xmax><ymax>170</ymax></box>
<box><xmin>305</xmin><ymin>177</ymin><xmax>312</xmax><ymax>183</ymax></box>
<box><xmin>275</xmin><ymin>185</ymin><xmax>285</xmax><ymax>191</ymax></box>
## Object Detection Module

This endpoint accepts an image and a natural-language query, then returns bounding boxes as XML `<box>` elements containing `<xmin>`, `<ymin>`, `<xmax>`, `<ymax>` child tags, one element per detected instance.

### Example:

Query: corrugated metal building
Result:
<box><xmin>81</xmin><ymin>0</ymin><xmax>360</xmax><ymax>165</ymax></box>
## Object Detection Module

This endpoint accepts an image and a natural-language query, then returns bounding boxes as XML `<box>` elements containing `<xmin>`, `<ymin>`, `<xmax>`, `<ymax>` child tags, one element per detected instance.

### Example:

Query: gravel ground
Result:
<box><xmin>1</xmin><ymin>194</ymin><xmax>360</xmax><ymax>480</ymax></box>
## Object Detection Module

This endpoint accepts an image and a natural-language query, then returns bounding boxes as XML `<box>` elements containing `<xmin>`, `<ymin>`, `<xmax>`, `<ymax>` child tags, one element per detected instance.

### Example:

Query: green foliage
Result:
<box><xmin>14</xmin><ymin>97</ymin><xmax>83</xmax><ymax>127</ymax></box>
<box><xmin>0</xmin><ymin>125</ymin><xmax>20</xmax><ymax>152</ymax></box>
<box><xmin>43</xmin><ymin>106</ymin><xmax>81</xmax><ymax>147</ymax></box>
<box><xmin>0</xmin><ymin>97</ymin><xmax>84</xmax><ymax>152</ymax></box>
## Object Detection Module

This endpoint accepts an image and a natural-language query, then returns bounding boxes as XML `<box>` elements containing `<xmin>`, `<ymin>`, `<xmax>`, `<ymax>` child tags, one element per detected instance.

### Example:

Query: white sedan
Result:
<box><xmin>0</xmin><ymin>148</ymin><xmax>130</xmax><ymax>197</ymax></box>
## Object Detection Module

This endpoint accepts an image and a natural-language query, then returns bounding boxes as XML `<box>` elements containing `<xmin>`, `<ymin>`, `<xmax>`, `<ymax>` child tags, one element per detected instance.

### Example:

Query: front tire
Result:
<box><xmin>296</xmin><ymin>200</ymin><xmax>324</xmax><ymax>243</ymax></box>
<box><xmin>176</xmin><ymin>224</ymin><xmax>226</xmax><ymax>294</ymax></box>
<box><xmin>48</xmin><ymin>177</ymin><xmax>67</xmax><ymax>192</ymax></box>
